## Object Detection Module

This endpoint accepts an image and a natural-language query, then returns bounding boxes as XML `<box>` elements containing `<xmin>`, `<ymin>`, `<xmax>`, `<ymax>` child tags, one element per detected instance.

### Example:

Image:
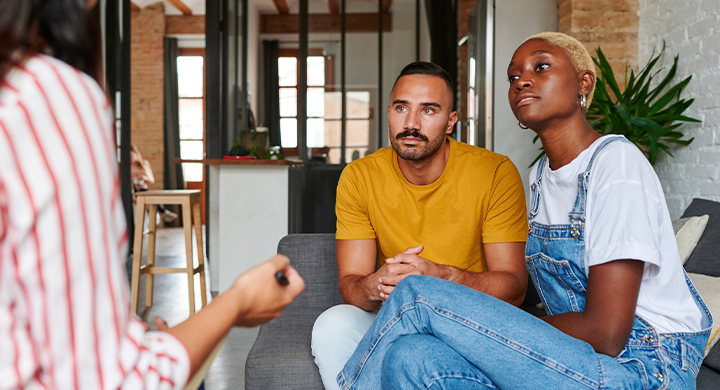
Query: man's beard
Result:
<box><xmin>391</xmin><ymin>129</ymin><xmax>446</xmax><ymax>161</ymax></box>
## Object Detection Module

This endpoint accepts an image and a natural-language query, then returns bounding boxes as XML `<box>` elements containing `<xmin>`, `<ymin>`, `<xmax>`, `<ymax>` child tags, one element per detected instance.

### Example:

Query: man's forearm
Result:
<box><xmin>440</xmin><ymin>266</ymin><xmax>526</xmax><ymax>306</ymax></box>
<box><xmin>339</xmin><ymin>274</ymin><xmax>382</xmax><ymax>311</ymax></box>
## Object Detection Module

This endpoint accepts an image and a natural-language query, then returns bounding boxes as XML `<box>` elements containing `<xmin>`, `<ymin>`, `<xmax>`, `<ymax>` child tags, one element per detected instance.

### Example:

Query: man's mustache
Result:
<box><xmin>396</xmin><ymin>130</ymin><xmax>428</xmax><ymax>142</ymax></box>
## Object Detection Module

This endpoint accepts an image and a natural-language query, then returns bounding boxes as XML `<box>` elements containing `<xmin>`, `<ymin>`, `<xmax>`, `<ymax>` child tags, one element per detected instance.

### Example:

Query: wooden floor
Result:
<box><xmin>131</xmin><ymin>226</ymin><xmax>258</xmax><ymax>390</ymax></box>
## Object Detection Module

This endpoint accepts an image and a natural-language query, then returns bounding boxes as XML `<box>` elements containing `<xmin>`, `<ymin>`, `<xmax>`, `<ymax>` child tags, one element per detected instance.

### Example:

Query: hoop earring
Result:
<box><xmin>518</xmin><ymin>121</ymin><xmax>529</xmax><ymax>130</ymax></box>
<box><xmin>580</xmin><ymin>95</ymin><xmax>587</xmax><ymax>108</ymax></box>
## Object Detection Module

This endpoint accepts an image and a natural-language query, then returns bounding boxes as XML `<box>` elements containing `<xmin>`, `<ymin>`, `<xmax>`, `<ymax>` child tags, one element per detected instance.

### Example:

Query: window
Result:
<box><xmin>278</xmin><ymin>50</ymin><xmax>371</xmax><ymax>164</ymax></box>
<box><xmin>177</xmin><ymin>51</ymin><xmax>204</xmax><ymax>182</ymax></box>
<box><xmin>467</xmin><ymin>57</ymin><xmax>476</xmax><ymax>146</ymax></box>
<box><xmin>278</xmin><ymin>53</ymin><xmax>325</xmax><ymax>152</ymax></box>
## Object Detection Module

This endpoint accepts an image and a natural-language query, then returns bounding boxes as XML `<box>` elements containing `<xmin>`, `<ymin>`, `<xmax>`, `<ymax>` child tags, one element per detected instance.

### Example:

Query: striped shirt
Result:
<box><xmin>0</xmin><ymin>55</ymin><xmax>190</xmax><ymax>390</ymax></box>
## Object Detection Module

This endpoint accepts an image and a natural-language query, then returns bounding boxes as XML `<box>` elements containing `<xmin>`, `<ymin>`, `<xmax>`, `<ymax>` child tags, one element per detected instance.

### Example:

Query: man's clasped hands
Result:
<box><xmin>376</xmin><ymin>245</ymin><xmax>450</xmax><ymax>300</ymax></box>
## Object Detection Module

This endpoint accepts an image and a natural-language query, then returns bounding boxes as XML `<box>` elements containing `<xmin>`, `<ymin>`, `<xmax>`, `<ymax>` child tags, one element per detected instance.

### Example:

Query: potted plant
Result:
<box><xmin>227</xmin><ymin>127</ymin><xmax>283</xmax><ymax>159</ymax></box>
<box><xmin>530</xmin><ymin>43</ymin><xmax>699</xmax><ymax>166</ymax></box>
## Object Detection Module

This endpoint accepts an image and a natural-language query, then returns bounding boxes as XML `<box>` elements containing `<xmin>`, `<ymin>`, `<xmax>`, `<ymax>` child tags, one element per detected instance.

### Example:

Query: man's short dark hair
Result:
<box><xmin>393</xmin><ymin>61</ymin><xmax>454</xmax><ymax>96</ymax></box>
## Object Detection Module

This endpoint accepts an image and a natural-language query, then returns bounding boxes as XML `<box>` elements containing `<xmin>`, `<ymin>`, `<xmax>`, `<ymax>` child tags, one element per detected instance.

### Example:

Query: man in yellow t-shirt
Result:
<box><xmin>311</xmin><ymin>62</ymin><xmax>528</xmax><ymax>390</ymax></box>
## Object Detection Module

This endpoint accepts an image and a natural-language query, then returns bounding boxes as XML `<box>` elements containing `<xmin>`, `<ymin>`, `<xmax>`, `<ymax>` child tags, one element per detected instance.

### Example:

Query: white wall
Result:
<box><xmin>639</xmin><ymin>0</ymin><xmax>720</xmax><ymax>218</ymax></box>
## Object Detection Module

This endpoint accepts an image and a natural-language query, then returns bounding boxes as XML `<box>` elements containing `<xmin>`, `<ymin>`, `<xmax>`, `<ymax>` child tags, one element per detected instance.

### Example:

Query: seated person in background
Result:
<box><xmin>0</xmin><ymin>1</ymin><xmax>305</xmax><ymax>389</ymax></box>
<box><xmin>337</xmin><ymin>32</ymin><xmax>712</xmax><ymax>389</ymax></box>
<box><xmin>130</xmin><ymin>144</ymin><xmax>178</xmax><ymax>223</ymax></box>
<box><xmin>311</xmin><ymin>61</ymin><xmax>529</xmax><ymax>389</ymax></box>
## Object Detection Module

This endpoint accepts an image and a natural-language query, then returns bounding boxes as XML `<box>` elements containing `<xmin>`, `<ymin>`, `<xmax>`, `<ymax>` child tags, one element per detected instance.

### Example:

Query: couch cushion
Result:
<box><xmin>681</xmin><ymin>199</ymin><xmax>720</xmax><ymax>277</ymax></box>
<box><xmin>705</xmin><ymin>336</ymin><xmax>720</xmax><ymax>373</ymax></box>
<box><xmin>673</xmin><ymin>215</ymin><xmax>709</xmax><ymax>264</ymax></box>
<box><xmin>697</xmin><ymin>365</ymin><xmax>720</xmax><ymax>390</ymax></box>
<box><xmin>687</xmin><ymin>273</ymin><xmax>720</xmax><ymax>357</ymax></box>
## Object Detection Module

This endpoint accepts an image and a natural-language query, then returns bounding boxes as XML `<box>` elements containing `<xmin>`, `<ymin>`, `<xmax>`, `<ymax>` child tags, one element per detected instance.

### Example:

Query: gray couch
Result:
<box><xmin>245</xmin><ymin>229</ymin><xmax>720</xmax><ymax>389</ymax></box>
<box><xmin>245</xmin><ymin>234</ymin><xmax>341</xmax><ymax>389</ymax></box>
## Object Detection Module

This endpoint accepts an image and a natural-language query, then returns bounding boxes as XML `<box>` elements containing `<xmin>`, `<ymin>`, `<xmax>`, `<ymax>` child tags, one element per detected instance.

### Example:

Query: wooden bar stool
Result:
<box><xmin>131</xmin><ymin>190</ymin><xmax>207</xmax><ymax>315</ymax></box>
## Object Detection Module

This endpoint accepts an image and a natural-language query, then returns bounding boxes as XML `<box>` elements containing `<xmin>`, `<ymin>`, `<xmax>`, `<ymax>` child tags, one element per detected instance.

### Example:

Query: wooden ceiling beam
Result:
<box><xmin>261</xmin><ymin>13</ymin><xmax>392</xmax><ymax>34</ymax></box>
<box><xmin>328</xmin><ymin>0</ymin><xmax>339</xmax><ymax>14</ymax></box>
<box><xmin>166</xmin><ymin>15</ymin><xmax>205</xmax><ymax>34</ymax></box>
<box><xmin>383</xmin><ymin>0</ymin><xmax>393</xmax><ymax>13</ymax></box>
<box><xmin>272</xmin><ymin>0</ymin><xmax>290</xmax><ymax>14</ymax></box>
<box><xmin>166</xmin><ymin>0</ymin><xmax>193</xmax><ymax>15</ymax></box>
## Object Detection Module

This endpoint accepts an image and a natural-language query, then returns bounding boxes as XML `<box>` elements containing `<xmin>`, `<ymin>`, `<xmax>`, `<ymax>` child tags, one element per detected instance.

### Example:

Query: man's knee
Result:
<box><xmin>312</xmin><ymin>305</ymin><xmax>376</xmax><ymax>390</ymax></box>
<box><xmin>311</xmin><ymin>304</ymin><xmax>375</xmax><ymax>355</ymax></box>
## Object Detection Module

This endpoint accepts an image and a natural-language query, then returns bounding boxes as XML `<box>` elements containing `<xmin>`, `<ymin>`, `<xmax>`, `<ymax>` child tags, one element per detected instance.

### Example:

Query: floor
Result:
<box><xmin>132</xmin><ymin>226</ymin><xmax>258</xmax><ymax>390</ymax></box>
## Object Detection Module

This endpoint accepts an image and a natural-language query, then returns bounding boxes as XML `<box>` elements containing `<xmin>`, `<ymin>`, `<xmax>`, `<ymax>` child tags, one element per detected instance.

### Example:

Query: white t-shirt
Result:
<box><xmin>529</xmin><ymin>135</ymin><xmax>702</xmax><ymax>334</ymax></box>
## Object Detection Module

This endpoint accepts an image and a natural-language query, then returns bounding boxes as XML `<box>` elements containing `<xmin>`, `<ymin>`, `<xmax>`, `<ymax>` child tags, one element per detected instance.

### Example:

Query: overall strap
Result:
<box><xmin>567</xmin><ymin>137</ymin><xmax>633</xmax><ymax>233</ymax></box>
<box><xmin>528</xmin><ymin>155</ymin><xmax>548</xmax><ymax>223</ymax></box>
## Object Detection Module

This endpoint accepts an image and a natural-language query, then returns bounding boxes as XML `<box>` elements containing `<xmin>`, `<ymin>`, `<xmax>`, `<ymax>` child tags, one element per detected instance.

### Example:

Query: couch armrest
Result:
<box><xmin>277</xmin><ymin>233</ymin><xmax>343</xmax><ymax>310</ymax></box>
<box><xmin>246</xmin><ymin>234</ymin><xmax>343</xmax><ymax>390</ymax></box>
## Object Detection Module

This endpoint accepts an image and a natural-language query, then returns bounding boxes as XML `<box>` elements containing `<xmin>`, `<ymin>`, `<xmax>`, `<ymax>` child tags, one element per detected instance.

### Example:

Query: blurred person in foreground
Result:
<box><xmin>0</xmin><ymin>1</ymin><xmax>305</xmax><ymax>389</ymax></box>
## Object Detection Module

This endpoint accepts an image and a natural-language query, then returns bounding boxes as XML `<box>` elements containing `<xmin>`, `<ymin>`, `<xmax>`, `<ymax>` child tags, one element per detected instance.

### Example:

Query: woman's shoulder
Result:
<box><xmin>588</xmin><ymin>136</ymin><xmax>662</xmax><ymax>196</ymax></box>
<box><xmin>4</xmin><ymin>55</ymin><xmax>107</xmax><ymax>109</ymax></box>
<box><xmin>590</xmin><ymin>136</ymin><xmax>653</xmax><ymax>173</ymax></box>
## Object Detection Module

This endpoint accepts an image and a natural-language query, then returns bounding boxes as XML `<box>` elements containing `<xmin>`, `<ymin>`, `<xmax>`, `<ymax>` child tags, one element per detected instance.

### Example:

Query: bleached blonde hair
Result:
<box><xmin>525</xmin><ymin>32</ymin><xmax>596</xmax><ymax>107</ymax></box>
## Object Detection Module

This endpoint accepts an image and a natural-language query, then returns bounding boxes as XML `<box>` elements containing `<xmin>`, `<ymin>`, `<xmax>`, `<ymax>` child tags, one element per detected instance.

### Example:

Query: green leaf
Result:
<box><xmin>648</xmin><ymin>76</ymin><xmax>692</xmax><ymax>116</ymax></box>
<box><xmin>594</xmin><ymin>48</ymin><xmax>624</xmax><ymax>101</ymax></box>
<box><xmin>614</xmin><ymin>105</ymin><xmax>633</xmax><ymax>127</ymax></box>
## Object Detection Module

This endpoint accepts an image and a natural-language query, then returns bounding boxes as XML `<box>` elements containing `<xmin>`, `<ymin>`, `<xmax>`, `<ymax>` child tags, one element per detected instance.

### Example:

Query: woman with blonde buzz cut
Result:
<box><xmin>335</xmin><ymin>32</ymin><xmax>712</xmax><ymax>389</ymax></box>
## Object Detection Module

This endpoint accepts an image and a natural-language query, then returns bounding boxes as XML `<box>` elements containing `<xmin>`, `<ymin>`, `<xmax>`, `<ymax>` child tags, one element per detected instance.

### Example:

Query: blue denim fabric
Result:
<box><xmin>338</xmin><ymin>137</ymin><xmax>712</xmax><ymax>389</ymax></box>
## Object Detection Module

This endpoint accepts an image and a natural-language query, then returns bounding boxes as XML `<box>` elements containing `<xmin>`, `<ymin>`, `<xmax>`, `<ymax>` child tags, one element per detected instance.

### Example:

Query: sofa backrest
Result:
<box><xmin>278</xmin><ymin>234</ymin><xmax>343</xmax><ymax>310</ymax></box>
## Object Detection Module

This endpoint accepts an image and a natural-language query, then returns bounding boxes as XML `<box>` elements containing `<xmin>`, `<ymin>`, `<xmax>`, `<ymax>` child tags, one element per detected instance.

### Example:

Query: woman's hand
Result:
<box><xmin>228</xmin><ymin>254</ymin><xmax>305</xmax><ymax>327</ymax></box>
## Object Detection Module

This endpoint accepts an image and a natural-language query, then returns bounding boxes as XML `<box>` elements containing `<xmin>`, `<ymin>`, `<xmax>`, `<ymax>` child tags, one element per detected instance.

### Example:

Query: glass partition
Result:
<box><xmin>260</xmin><ymin>0</ymin><xmax>431</xmax><ymax>164</ymax></box>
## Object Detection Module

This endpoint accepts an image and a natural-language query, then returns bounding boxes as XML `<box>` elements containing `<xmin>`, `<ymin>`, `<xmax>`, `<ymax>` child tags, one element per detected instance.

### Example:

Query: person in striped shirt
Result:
<box><xmin>0</xmin><ymin>1</ymin><xmax>306</xmax><ymax>389</ymax></box>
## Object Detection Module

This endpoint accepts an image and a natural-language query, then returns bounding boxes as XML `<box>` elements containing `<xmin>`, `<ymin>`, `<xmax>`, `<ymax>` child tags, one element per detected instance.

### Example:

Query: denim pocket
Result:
<box><xmin>615</xmin><ymin>348</ymin><xmax>654</xmax><ymax>390</ymax></box>
<box><xmin>526</xmin><ymin>253</ymin><xmax>586</xmax><ymax>313</ymax></box>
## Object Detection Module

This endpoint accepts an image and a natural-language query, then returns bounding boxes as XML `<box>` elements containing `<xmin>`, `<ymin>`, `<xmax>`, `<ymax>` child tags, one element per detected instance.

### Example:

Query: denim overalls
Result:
<box><xmin>526</xmin><ymin>137</ymin><xmax>713</xmax><ymax>389</ymax></box>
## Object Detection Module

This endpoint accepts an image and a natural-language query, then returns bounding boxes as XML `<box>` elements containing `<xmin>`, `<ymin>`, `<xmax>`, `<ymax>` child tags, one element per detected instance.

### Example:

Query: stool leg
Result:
<box><xmin>145</xmin><ymin>204</ymin><xmax>158</xmax><ymax>308</ymax></box>
<box><xmin>131</xmin><ymin>197</ymin><xmax>146</xmax><ymax>315</ymax></box>
<box><xmin>192</xmin><ymin>199</ymin><xmax>207</xmax><ymax>308</ymax></box>
<box><xmin>182</xmin><ymin>197</ymin><xmax>196</xmax><ymax>314</ymax></box>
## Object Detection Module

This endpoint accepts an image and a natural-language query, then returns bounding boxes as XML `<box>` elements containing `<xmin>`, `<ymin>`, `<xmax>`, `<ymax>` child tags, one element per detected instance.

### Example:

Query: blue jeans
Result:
<box><xmin>338</xmin><ymin>275</ymin><xmax>701</xmax><ymax>389</ymax></box>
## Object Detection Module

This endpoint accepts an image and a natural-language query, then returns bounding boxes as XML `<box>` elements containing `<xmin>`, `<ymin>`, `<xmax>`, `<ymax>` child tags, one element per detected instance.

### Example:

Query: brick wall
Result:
<box><xmin>558</xmin><ymin>0</ymin><xmax>639</xmax><ymax>84</ymax></box>
<box><xmin>639</xmin><ymin>0</ymin><xmax>720</xmax><ymax>218</ymax></box>
<box><xmin>131</xmin><ymin>2</ymin><xmax>165</xmax><ymax>190</ymax></box>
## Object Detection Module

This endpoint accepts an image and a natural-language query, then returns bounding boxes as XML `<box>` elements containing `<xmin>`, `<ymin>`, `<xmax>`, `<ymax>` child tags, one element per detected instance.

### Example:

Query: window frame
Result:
<box><xmin>177</xmin><ymin>47</ymin><xmax>206</xmax><ymax>183</ymax></box>
<box><xmin>277</xmin><ymin>49</ymin><xmax>371</xmax><ymax>163</ymax></box>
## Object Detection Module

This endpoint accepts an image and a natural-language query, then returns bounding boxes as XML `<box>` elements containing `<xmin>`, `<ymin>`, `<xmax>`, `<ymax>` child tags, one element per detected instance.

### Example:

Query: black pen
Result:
<box><xmin>275</xmin><ymin>271</ymin><xmax>289</xmax><ymax>286</ymax></box>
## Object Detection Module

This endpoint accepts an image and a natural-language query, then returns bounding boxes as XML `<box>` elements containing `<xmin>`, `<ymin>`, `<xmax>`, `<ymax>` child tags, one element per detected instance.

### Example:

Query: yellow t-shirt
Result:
<box><xmin>336</xmin><ymin>136</ymin><xmax>527</xmax><ymax>272</ymax></box>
